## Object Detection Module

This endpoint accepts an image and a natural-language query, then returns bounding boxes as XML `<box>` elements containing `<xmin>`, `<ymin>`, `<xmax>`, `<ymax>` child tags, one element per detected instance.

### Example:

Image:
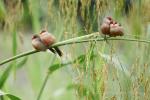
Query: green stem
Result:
<box><xmin>36</xmin><ymin>31</ymin><xmax>64</xmax><ymax>100</ymax></box>
<box><xmin>0</xmin><ymin>50</ymin><xmax>38</xmax><ymax>66</ymax></box>
<box><xmin>1</xmin><ymin>33</ymin><xmax>150</xmax><ymax>66</ymax></box>
<box><xmin>37</xmin><ymin>72</ymin><xmax>50</xmax><ymax>100</ymax></box>
<box><xmin>61</xmin><ymin>37</ymin><xmax>150</xmax><ymax>45</ymax></box>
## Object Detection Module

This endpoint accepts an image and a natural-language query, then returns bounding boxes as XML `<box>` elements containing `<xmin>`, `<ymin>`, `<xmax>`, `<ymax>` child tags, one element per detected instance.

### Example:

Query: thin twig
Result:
<box><xmin>0</xmin><ymin>50</ymin><xmax>38</xmax><ymax>66</ymax></box>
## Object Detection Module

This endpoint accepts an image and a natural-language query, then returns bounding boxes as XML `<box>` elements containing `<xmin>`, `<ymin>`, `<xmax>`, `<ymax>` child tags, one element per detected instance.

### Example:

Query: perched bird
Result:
<box><xmin>109</xmin><ymin>23</ymin><xmax>124</xmax><ymax>37</ymax></box>
<box><xmin>100</xmin><ymin>16</ymin><xmax>113</xmax><ymax>35</ymax></box>
<box><xmin>39</xmin><ymin>30</ymin><xmax>55</xmax><ymax>46</ymax></box>
<box><xmin>39</xmin><ymin>30</ymin><xmax>63</xmax><ymax>57</ymax></box>
<box><xmin>32</xmin><ymin>35</ymin><xmax>47</xmax><ymax>51</ymax></box>
<box><xmin>100</xmin><ymin>16</ymin><xmax>124</xmax><ymax>37</ymax></box>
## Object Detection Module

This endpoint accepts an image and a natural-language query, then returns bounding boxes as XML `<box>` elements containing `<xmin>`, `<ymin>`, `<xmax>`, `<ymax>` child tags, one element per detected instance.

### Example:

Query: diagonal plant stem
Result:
<box><xmin>37</xmin><ymin>72</ymin><xmax>50</xmax><ymax>100</ymax></box>
<box><xmin>36</xmin><ymin>30</ymin><xmax>65</xmax><ymax>100</ymax></box>
<box><xmin>0</xmin><ymin>50</ymin><xmax>39</xmax><ymax>66</ymax></box>
<box><xmin>1</xmin><ymin>32</ymin><xmax>150</xmax><ymax>66</ymax></box>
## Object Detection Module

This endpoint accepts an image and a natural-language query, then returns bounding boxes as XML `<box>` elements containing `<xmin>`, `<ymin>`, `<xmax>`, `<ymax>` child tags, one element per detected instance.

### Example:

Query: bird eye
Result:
<box><xmin>32</xmin><ymin>36</ymin><xmax>35</xmax><ymax>39</ymax></box>
<box><xmin>32</xmin><ymin>35</ymin><xmax>38</xmax><ymax>39</ymax></box>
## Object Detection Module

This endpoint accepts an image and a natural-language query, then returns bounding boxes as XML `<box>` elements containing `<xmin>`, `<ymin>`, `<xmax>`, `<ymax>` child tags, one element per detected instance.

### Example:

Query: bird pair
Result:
<box><xmin>32</xmin><ymin>30</ymin><xmax>62</xmax><ymax>57</ymax></box>
<box><xmin>100</xmin><ymin>17</ymin><xmax>124</xmax><ymax>37</ymax></box>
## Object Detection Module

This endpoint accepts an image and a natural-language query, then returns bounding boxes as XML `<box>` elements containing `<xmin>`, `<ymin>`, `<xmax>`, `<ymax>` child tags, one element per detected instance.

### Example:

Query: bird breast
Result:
<box><xmin>32</xmin><ymin>38</ymin><xmax>47</xmax><ymax>51</ymax></box>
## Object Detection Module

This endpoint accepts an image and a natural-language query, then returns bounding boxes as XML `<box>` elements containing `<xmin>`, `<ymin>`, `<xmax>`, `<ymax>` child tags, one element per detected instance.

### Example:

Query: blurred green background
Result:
<box><xmin>0</xmin><ymin>0</ymin><xmax>150</xmax><ymax>100</ymax></box>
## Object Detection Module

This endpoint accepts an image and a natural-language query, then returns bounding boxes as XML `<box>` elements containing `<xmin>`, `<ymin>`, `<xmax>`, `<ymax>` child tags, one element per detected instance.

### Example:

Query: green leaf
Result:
<box><xmin>73</xmin><ymin>54</ymin><xmax>95</xmax><ymax>64</ymax></box>
<box><xmin>12</xmin><ymin>30</ymin><xmax>17</xmax><ymax>77</ymax></box>
<box><xmin>73</xmin><ymin>54</ymin><xmax>86</xmax><ymax>63</ymax></box>
<box><xmin>0</xmin><ymin>58</ymin><xmax>27</xmax><ymax>89</ymax></box>
<box><xmin>48</xmin><ymin>63</ymin><xmax>70</xmax><ymax>74</ymax></box>
<box><xmin>0</xmin><ymin>90</ymin><xmax>21</xmax><ymax>100</ymax></box>
<box><xmin>0</xmin><ymin>64</ymin><xmax>13</xmax><ymax>89</ymax></box>
<box><xmin>12</xmin><ymin>31</ymin><xmax>17</xmax><ymax>56</ymax></box>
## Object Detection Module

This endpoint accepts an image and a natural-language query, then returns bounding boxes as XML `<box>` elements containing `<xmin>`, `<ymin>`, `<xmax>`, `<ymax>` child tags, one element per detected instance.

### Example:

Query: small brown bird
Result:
<box><xmin>39</xmin><ymin>30</ymin><xmax>55</xmax><ymax>46</ymax></box>
<box><xmin>32</xmin><ymin>34</ymin><xmax>57</xmax><ymax>54</ymax></box>
<box><xmin>32</xmin><ymin>35</ymin><xmax>47</xmax><ymax>51</ymax></box>
<box><xmin>100</xmin><ymin>16</ymin><xmax>124</xmax><ymax>37</ymax></box>
<box><xmin>109</xmin><ymin>23</ymin><xmax>124</xmax><ymax>37</ymax></box>
<box><xmin>100</xmin><ymin>16</ymin><xmax>113</xmax><ymax>35</ymax></box>
<box><xmin>39</xmin><ymin>30</ymin><xmax>63</xmax><ymax>57</ymax></box>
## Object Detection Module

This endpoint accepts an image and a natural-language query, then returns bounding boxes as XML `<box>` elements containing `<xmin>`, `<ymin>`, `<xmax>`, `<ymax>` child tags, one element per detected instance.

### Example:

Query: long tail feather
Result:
<box><xmin>48</xmin><ymin>48</ymin><xmax>56</xmax><ymax>54</ymax></box>
<box><xmin>54</xmin><ymin>47</ymin><xmax>63</xmax><ymax>57</ymax></box>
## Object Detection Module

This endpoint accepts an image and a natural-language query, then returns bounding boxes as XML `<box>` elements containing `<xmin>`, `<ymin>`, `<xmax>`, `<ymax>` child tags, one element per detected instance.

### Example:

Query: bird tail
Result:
<box><xmin>48</xmin><ymin>48</ymin><xmax>56</xmax><ymax>54</ymax></box>
<box><xmin>54</xmin><ymin>47</ymin><xmax>63</xmax><ymax>57</ymax></box>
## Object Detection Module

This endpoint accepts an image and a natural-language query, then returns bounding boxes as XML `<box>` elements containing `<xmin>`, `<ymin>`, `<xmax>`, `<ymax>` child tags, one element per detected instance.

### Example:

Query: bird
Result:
<box><xmin>109</xmin><ymin>22</ymin><xmax>124</xmax><ymax>37</ymax></box>
<box><xmin>39</xmin><ymin>30</ymin><xmax>63</xmax><ymax>57</ymax></box>
<box><xmin>100</xmin><ymin>16</ymin><xmax>124</xmax><ymax>37</ymax></box>
<box><xmin>39</xmin><ymin>30</ymin><xmax>55</xmax><ymax>46</ymax></box>
<box><xmin>100</xmin><ymin>16</ymin><xmax>113</xmax><ymax>35</ymax></box>
<box><xmin>32</xmin><ymin>34</ymin><xmax>60</xmax><ymax>56</ymax></box>
<box><xmin>32</xmin><ymin>34</ymin><xmax>47</xmax><ymax>51</ymax></box>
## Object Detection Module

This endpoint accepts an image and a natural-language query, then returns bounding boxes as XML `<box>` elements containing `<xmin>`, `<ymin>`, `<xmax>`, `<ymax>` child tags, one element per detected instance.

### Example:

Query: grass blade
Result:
<box><xmin>0</xmin><ymin>58</ymin><xmax>28</xmax><ymax>89</ymax></box>
<box><xmin>0</xmin><ymin>64</ymin><xmax>13</xmax><ymax>89</ymax></box>
<box><xmin>0</xmin><ymin>90</ymin><xmax>21</xmax><ymax>100</ymax></box>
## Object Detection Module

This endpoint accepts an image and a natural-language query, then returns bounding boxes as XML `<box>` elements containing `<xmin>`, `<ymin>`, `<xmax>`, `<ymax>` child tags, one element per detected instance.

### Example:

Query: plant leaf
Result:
<box><xmin>48</xmin><ymin>62</ymin><xmax>70</xmax><ymax>74</ymax></box>
<box><xmin>0</xmin><ymin>64</ymin><xmax>13</xmax><ymax>89</ymax></box>
<box><xmin>0</xmin><ymin>90</ymin><xmax>21</xmax><ymax>100</ymax></box>
<box><xmin>0</xmin><ymin>57</ymin><xmax>28</xmax><ymax>89</ymax></box>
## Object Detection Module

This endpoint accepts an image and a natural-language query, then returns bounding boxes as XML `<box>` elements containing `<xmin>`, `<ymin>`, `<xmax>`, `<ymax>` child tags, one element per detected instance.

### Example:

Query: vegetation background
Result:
<box><xmin>0</xmin><ymin>0</ymin><xmax>150</xmax><ymax>100</ymax></box>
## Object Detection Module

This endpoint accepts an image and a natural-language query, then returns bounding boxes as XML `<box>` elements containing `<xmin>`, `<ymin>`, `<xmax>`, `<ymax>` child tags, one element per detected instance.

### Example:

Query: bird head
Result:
<box><xmin>32</xmin><ymin>34</ymin><xmax>39</xmax><ymax>40</ymax></box>
<box><xmin>40</xmin><ymin>30</ymin><xmax>47</xmax><ymax>34</ymax></box>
